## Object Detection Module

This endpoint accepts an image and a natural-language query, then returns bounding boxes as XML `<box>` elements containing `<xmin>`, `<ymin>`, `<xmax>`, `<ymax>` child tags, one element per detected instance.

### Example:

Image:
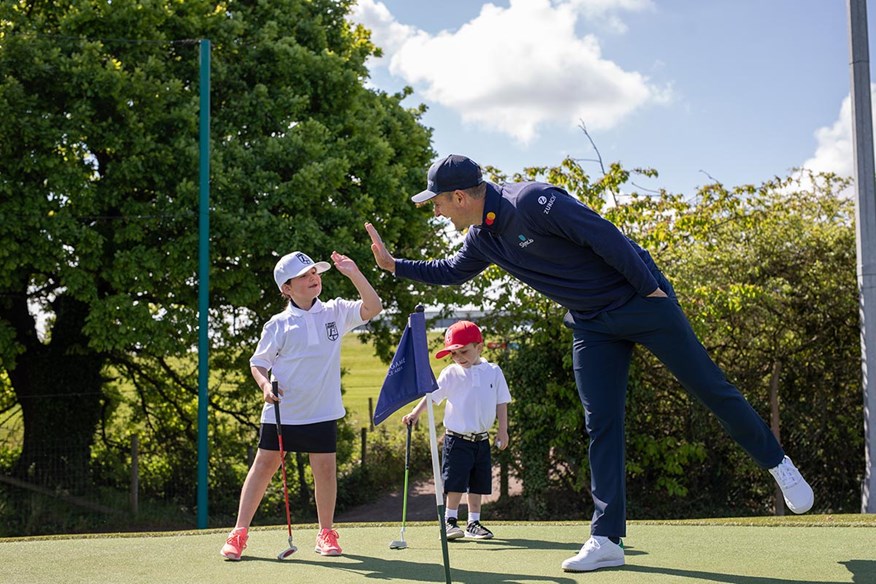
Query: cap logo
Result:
<box><xmin>296</xmin><ymin>253</ymin><xmax>313</xmax><ymax>265</ymax></box>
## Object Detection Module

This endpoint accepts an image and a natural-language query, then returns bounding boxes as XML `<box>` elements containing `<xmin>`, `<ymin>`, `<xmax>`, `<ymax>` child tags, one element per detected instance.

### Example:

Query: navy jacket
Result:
<box><xmin>395</xmin><ymin>182</ymin><xmax>661</xmax><ymax>319</ymax></box>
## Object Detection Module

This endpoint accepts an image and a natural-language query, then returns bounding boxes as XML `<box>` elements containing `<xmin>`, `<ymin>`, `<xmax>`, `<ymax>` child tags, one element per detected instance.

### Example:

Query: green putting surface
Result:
<box><xmin>1</xmin><ymin>518</ymin><xmax>874</xmax><ymax>583</ymax></box>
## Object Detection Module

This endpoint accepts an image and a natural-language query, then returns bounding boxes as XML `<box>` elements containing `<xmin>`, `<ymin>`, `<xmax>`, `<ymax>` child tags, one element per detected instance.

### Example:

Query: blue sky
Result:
<box><xmin>349</xmin><ymin>0</ymin><xmax>874</xmax><ymax>196</ymax></box>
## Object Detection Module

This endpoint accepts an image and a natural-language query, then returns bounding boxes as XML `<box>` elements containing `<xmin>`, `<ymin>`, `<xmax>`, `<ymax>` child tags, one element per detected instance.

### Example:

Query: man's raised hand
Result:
<box><xmin>365</xmin><ymin>222</ymin><xmax>396</xmax><ymax>273</ymax></box>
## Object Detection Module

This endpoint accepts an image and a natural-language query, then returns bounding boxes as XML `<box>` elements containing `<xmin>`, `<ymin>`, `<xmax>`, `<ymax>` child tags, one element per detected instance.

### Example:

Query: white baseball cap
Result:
<box><xmin>273</xmin><ymin>251</ymin><xmax>331</xmax><ymax>291</ymax></box>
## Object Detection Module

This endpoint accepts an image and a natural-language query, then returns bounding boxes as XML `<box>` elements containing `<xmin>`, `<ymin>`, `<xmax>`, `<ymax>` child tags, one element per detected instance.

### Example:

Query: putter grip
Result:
<box><xmin>405</xmin><ymin>422</ymin><xmax>412</xmax><ymax>464</ymax></box>
<box><xmin>272</xmin><ymin>380</ymin><xmax>282</xmax><ymax>429</ymax></box>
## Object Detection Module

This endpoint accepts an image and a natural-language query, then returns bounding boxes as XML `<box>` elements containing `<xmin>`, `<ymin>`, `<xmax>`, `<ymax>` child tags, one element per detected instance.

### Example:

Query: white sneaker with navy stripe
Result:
<box><xmin>561</xmin><ymin>536</ymin><xmax>624</xmax><ymax>572</ymax></box>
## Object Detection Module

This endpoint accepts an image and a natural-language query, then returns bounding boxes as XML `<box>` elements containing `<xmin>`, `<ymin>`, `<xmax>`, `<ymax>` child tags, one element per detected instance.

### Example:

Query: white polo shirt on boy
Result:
<box><xmin>250</xmin><ymin>298</ymin><xmax>366</xmax><ymax>425</ymax></box>
<box><xmin>430</xmin><ymin>358</ymin><xmax>511</xmax><ymax>435</ymax></box>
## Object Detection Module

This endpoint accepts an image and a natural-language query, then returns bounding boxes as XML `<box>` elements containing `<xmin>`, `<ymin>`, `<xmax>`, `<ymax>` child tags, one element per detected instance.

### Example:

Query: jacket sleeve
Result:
<box><xmin>395</xmin><ymin>238</ymin><xmax>491</xmax><ymax>285</ymax></box>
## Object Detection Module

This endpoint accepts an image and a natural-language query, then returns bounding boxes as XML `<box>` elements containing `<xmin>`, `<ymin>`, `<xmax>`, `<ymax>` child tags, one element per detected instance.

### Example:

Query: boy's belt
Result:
<box><xmin>446</xmin><ymin>430</ymin><xmax>489</xmax><ymax>442</ymax></box>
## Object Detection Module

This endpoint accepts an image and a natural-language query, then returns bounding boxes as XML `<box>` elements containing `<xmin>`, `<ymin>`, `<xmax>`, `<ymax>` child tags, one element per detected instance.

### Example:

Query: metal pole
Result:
<box><xmin>196</xmin><ymin>38</ymin><xmax>212</xmax><ymax>528</ymax></box>
<box><xmin>427</xmin><ymin>394</ymin><xmax>452</xmax><ymax>583</ymax></box>
<box><xmin>848</xmin><ymin>0</ymin><xmax>876</xmax><ymax>514</ymax></box>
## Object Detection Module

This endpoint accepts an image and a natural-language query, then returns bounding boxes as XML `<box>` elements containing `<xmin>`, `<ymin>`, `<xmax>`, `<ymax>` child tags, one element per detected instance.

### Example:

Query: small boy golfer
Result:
<box><xmin>402</xmin><ymin>320</ymin><xmax>511</xmax><ymax>539</ymax></box>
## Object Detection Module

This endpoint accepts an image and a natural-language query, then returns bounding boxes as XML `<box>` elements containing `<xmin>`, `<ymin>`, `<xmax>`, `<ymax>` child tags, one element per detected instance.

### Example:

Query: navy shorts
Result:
<box><xmin>258</xmin><ymin>420</ymin><xmax>337</xmax><ymax>453</ymax></box>
<box><xmin>442</xmin><ymin>435</ymin><xmax>492</xmax><ymax>495</ymax></box>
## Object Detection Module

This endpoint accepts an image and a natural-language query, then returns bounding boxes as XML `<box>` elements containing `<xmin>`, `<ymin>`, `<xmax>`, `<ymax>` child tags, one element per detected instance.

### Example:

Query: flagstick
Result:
<box><xmin>427</xmin><ymin>393</ymin><xmax>452</xmax><ymax>583</ymax></box>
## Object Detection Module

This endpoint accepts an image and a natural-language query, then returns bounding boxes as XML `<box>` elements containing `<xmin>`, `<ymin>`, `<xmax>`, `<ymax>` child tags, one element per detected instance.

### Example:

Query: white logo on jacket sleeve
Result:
<box><xmin>543</xmin><ymin>194</ymin><xmax>557</xmax><ymax>214</ymax></box>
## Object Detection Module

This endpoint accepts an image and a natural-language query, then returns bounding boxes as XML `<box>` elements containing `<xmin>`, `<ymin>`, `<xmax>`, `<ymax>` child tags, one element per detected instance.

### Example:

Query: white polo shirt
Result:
<box><xmin>250</xmin><ymin>298</ymin><xmax>366</xmax><ymax>425</ymax></box>
<box><xmin>429</xmin><ymin>359</ymin><xmax>512</xmax><ymax>434</ymax></box>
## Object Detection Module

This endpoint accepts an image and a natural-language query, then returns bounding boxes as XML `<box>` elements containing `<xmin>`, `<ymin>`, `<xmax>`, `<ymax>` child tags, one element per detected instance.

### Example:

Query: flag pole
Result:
<box><xmin>426</xmin><ymin>386</ymin><xmax>452</xmax><ymax>584</ymax></box>
<box><xmin>373</xmin><ymin>304</ymin><xmax>450</xmax><ymax>581</ymax></box>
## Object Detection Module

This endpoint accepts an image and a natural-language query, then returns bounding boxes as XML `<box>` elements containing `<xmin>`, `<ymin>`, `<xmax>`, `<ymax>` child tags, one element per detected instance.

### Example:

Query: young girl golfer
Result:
<box><xmin>221</xmin><ymin>250</ymin><xmax>382</xmax><ymax>560</ymax></box>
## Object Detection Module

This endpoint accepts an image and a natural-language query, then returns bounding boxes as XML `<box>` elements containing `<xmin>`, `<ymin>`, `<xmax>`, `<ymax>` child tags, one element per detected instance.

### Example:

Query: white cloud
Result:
<box><xmin>801</xmin><ymin>95</ymin><xmax>855</xmax><ymax>178</ymax></box>
<box><xmin>793</xmin><ymin>86</ymin><xmax>876</xmax><ymax>199</ymax></box>
<box><xmin>800</xmin><ymin>86</ymin><xmax>876</xmax><ymax>198</ymax></box>
<box><xmin>567</xmin><ymin>0</ymin><xmax>655</xmax><ymax>34</ymax></box>
<box><xmin>350</xmin><ymin>0</ymin><xmax>416</xmax><ymax>65</ymax></box>
<box><xmin>350</xmin><ymin>0</ymin><xmax>668</xmax><ymax>143</ymax></box>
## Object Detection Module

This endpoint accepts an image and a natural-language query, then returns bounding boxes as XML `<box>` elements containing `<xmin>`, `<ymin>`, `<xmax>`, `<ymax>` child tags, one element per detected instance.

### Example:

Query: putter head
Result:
<box><xmin>389</xmin><ymin>540</ymin><xmax>407</xmax><ymax>550</ymax></box>
<box><xmin>277</xmin><ymin>544</ymin><xmax>298</xmax><ymax>560</ymax></box>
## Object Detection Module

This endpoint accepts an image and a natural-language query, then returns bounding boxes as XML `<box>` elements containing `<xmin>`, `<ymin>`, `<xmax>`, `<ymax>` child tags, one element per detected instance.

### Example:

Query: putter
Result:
<box><xmin>389</xmin><ymin>422</ymin><xmax>413</xmax><ymax>550</ymax></box>
<box><xmin>273</xmin><ymin>381</ymin><xmax>298</xmax><ymax>559</ymax></box>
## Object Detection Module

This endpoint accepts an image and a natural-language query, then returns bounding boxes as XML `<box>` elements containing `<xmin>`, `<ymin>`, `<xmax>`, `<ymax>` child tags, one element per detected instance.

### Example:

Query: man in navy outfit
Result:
<box><xmin>365</xmin><ymin>154</ymin><xmax>814</xmax><ymax>573</ymax></box>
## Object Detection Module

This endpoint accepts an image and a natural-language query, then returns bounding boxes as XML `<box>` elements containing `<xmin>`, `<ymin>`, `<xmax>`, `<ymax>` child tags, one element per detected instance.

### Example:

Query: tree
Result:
<box><xmin>0</xmin><ymin>0</ymin><xmax>463</xmax><ymax>510</ymax></box>
<box><xmin>646</xmin><ymin>171</ymin><xmax>860</xmax><ymax>516</ymax></box>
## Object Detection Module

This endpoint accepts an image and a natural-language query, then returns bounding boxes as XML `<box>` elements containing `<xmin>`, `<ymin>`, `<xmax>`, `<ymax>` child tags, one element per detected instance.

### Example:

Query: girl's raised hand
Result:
<box><xmin>331</xmin><ymin>251</ymin><xmax>359</xmax><ymax>277</ymax></box>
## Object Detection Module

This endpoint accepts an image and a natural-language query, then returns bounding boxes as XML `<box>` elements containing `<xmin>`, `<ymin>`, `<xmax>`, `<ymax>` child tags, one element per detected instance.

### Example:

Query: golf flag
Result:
<box><xmin>373</xmin><ymin>306</ymin><xmax>438</xmax><ymax>426</ymax></box>
<box><xmin>375</xmin><ymin>306</ymin><xmax>452</xmax><ymax>583</ymax></box>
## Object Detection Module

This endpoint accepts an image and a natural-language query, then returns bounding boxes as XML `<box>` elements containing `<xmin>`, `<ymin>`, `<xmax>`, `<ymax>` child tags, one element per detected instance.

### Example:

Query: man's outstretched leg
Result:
<box><xmin>631</xmin><ymin>295</ymin><xmax>814</xmax><ymax>514</ymax></box>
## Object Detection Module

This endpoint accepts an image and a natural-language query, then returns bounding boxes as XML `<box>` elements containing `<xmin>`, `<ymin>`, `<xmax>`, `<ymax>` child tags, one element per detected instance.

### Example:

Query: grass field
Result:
<box><xmin>2</xmin><ymin>516</ymin><xmax>875</xmax><ymax>583</ymax></box>
<box><xmin>341</xmin><ymin>332</ymin><xmax>446</xmax><ymax>428</ymax></box>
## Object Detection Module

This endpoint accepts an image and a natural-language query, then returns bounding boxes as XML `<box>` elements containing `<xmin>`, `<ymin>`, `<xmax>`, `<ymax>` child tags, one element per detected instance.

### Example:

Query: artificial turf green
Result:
<box><xmin>2</xmin><ymin>517</ymin><xmax>874</xmax><ymax>583</ymax></box>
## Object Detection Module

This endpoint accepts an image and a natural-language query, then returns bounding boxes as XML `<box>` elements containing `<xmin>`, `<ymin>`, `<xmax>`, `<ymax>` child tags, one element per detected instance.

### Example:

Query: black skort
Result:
<box><xmin>258</xmin><ymin>419</ymin><xmax>337</xmax><ymax>453</ymax></box>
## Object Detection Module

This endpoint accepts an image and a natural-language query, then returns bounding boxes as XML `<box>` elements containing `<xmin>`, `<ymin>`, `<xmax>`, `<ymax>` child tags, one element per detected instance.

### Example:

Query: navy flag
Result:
<box><xmin>373</xmin><ymin>307</ymin><xmax>438</xmax><ymax>426</ymax></box>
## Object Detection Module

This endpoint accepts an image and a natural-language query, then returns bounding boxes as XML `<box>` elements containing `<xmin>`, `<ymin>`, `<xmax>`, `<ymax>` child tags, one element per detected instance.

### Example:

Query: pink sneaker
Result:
<box><xmin>220</xmin><ymin>527</ymin><xmax>248</xmax><ymax>560</ymax></box>
<box><xmin>314</xmin><ymin>528</ymin><xmax>342</xmax><ymax>556</ymax></box>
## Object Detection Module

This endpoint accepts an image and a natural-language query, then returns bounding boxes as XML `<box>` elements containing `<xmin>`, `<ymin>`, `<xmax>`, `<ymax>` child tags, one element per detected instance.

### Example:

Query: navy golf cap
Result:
<box><xmin>411</xmin><ymin>154</ymin><xmax>484</xmax><ymax>203</ymax></box>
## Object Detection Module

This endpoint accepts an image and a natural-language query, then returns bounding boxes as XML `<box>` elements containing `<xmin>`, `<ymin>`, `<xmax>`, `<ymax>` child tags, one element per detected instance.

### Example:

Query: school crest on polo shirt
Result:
<box><xmin>325</xmin><ymin>321</ymin><xmax>339</xmax><ymax>341</ymax></box>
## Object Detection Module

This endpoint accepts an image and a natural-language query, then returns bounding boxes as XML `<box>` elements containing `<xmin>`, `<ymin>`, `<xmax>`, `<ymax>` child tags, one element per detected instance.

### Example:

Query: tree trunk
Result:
<box><xmin>769</xmin><ymin>359</ymin><xmax>785</xmax><ymax>516</ymax></box>
<box><xmin>8</xmin><ymin>294</ymin><xmax>105</xmax><ymax>493</ymax></box>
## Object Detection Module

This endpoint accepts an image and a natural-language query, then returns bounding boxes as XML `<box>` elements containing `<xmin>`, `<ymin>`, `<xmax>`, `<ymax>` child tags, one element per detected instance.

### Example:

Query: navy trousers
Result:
<box><xmin>563</xmin><ymin>274</ymin><xmax>785</xmax><ymax>538</ymax></box>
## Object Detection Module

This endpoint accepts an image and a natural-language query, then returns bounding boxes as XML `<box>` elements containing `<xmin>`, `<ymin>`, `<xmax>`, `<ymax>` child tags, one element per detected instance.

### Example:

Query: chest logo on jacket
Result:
<box><xmin>517</xmin><ymin>233</ymin><xmax>534</xmax><ymax>248</ymax></box>
<box><xmin>325</xmin><ymin>321</ymin><xmax>339</xmax><ymax>342</ymax></box>
<box><xmin>539</xmin><ymin>194</ymin><xmax>557</xmax><ymax>215</ymax></box>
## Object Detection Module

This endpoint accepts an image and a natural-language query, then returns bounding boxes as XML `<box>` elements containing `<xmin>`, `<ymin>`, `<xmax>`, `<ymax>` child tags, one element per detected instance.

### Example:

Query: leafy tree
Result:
<box><xmin>0</xmin><ymin>0</ymin><xmax>463</xmax><ymax>517</ymax></box>
<box><xmin>647</xmin><ymin>171</ymin><xmax>860</xmax><ymax>516</ymax></box>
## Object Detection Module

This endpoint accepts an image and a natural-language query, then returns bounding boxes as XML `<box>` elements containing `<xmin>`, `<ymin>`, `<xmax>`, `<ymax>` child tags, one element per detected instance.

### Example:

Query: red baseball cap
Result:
<box><xmin>435</xmin><ymin>320</ymin><xmax>484</xmax><ymax>359</ymax></box>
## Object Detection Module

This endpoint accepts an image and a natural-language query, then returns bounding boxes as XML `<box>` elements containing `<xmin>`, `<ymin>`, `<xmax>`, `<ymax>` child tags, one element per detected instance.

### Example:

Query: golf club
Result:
<box><xmin>389</xmin><ymin>421</ymin><xmax>413</xmax><ymax>550</ymax></box>
<box><xmin>273</xmin><ymin>381</ymin><xmax>298</xmax><ymax>559</ymax></box>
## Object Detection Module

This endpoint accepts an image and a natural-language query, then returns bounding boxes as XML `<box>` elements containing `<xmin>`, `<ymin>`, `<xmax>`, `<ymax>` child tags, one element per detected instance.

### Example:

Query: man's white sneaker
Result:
<box><xmin>561</xmin><ymin>536</ymin><xmax>625</xmax><ymax>572</ymax></box>
<box><xmin>769</xmin><ymin>455</ymin><xmax>814</xmax><ymax>514</ymax></box>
